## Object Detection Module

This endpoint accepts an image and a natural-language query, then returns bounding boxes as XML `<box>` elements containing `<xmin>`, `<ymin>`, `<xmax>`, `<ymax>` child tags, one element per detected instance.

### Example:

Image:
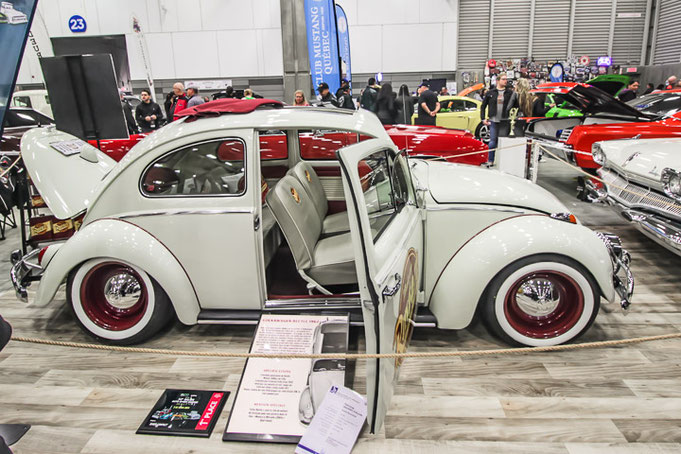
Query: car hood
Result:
<box><xmin>385</xmin><ymin>124</ymin><xmax>473</xmax><ymax>137</ymax></box>
<box><xmin>532</xmin><ymin>83</ymin><xmax>652</xmax><ymax>120</ymax></box>
<box><xmin>600</xmin><ymin>137</ymin><xmax>681</xmax><ymax>185</ymax></box>
<box><xmin>412</xmin><ymin>160</ymin><xmax>567</xmax><ymax>214</ymax></box>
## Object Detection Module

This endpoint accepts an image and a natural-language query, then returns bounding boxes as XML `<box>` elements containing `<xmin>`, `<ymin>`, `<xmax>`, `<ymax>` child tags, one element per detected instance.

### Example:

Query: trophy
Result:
<box><xmin>509</xmin><ymin>107</ymin><xmax>519</xmax><ymax>137</ymax></box>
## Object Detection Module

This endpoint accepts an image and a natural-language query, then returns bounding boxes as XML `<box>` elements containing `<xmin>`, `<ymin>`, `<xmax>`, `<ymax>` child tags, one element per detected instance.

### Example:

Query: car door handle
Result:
<box><xmin>382</xmin><ymin>273</ymin><xmax>401</xmax><ymax>298</ymax></box>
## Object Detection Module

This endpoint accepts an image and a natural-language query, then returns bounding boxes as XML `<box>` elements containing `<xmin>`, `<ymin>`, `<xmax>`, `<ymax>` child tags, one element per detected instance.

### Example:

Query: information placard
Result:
<box><xmin>137</xmin><ymin>389</ymin><xmax>228</xmax><ymax>438</ymax></box>
<box><xmin>223</xmin><ymin>314</ymin><xmax>349</xmax><ymax>444</ymax></box>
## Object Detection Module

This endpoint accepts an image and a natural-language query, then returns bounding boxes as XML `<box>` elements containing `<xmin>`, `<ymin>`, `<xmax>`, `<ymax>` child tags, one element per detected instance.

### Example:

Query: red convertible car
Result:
<box><xmin>87</xmin><ymin>101</ymin><xmax>488</xmax><ymax>165</ymax></box>
<box><xmin>526</xmin><ymin>84</ymin><xmax>681</xmax><ymax>171</ymax></box>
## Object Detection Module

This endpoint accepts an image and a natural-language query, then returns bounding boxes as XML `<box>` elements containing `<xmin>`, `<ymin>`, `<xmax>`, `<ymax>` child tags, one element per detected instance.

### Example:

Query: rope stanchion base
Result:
<box><xmin>9</xmin><ymin>332</ymin><xmax>681</xmax><ymax>360</ymax></box>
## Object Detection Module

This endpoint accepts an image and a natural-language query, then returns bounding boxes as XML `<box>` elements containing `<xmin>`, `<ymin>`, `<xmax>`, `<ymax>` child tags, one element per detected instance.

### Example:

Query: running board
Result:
<box><xmin>197</xmin><ymin>307</ymin><xmax>438</xmax><ymax>328</ymax></box>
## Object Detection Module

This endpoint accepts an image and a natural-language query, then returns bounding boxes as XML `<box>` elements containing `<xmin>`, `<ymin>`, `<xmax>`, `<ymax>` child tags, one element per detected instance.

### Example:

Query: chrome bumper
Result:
<box><xmin>10</xmin><ymin>249</ymin><xmax>42</xmax><ymax>302</ymax></box>
<box><xmin>596</xmin><ymin>232</ymin><xmax>634</xmax><ymax>310</ymax></box>
<box><xmin>613</xmin><ymin>205</ymin><xmax>681</xmax><ymax>256</ymax></box>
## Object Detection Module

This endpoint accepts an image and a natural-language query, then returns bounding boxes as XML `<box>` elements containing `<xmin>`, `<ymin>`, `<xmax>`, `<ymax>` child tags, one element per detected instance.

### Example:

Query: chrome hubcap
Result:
<box><xmin>103</xmin><ymin>273</ymin><xmax>142</xmax><ymax>309</ymax></box>
<box><xmin>515</xmin><ymin>278</ymin><xmax>560</xmax><ymax>317</ymax></box>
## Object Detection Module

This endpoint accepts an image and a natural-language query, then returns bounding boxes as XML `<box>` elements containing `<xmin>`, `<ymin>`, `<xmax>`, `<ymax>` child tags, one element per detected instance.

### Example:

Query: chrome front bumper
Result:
<box><xmin>596</xmin><ymin>232</ymin><xmax>634</xmax><ymax>310</ymax></box>
<box><xmin>613</xmin><ymin>205</ymin><xmax>681</xmax><ymax>256</ymax></box>
<box><xmin>10</xmin><ymin>249</ymin><xmax>42</xmax><ymax>302</ymax></box>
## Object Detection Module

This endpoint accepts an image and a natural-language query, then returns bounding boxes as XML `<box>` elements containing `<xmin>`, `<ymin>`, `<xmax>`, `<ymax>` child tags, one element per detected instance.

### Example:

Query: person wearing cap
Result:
<box><xmin>415</xmin><ymin>82</ymin><xmax>439</xmax><ymax>126</ymax></box>
<box><xmin>335</xmin><ymin>78</ymin><xmax>350</xmax><ymax>99</ymax></box>
<box><xmin>359</xmin><ymin>77</ymin><xmax>379</xmax><ymax>111</ymax></box>
<box><xmin>169</xmin><ymin>82</ymin><xmax>188</xmax><ymax>121</ymax></box>
<box><xmin>186</xmin><ymin>86</ymin><xmax>205</xmax><ymax>108</ymax></box>
<box><xmin>316</xmin><ymin>82</ymin><xmax>338</xmax><ymax>107</ymax></box>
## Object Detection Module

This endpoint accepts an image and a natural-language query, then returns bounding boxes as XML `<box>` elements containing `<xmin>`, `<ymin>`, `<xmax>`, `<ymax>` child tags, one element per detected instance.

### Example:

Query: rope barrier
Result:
<box><xmin>9</xmin><ymin>331</ymin><xmax>681</xmax><ymax>359</ymax></box>
<box><xmin>0</xmin><ymin>156</ymin><xmax>22</xmax><ymax>180</ymax></box>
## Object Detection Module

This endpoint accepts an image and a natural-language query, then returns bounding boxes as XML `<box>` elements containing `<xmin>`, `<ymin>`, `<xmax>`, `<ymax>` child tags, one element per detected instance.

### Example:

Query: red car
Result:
<box><xmin>87</xmin><ymin>104</ymin><xmax>488</xmax><ymax>166</ymax></box>
<box><xmin>526</xmin><ymin>84</ymin><xmax>681</xmax><ymax>171</ymax></box>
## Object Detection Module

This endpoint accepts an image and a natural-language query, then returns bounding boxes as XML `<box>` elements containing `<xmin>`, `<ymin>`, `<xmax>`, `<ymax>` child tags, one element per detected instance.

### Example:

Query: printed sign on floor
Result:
<box><xmin>223</xmin><ymin>314</ymin><xmax>349</xmax><ymax>443</ymax></box>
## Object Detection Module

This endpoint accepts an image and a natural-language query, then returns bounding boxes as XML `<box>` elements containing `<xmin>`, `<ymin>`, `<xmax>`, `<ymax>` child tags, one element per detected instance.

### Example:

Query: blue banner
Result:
<box><xmin>304</xmin><ymin>0</ymin><xmax>341</xmax><ymax>97</ymax></box>
<box><xmin>0</xmin><ymin>0</ymin><xmax>38</xmax><ymax>135</ymax></box>
<box><xmin>335</xmin><ymin>4</ymin><xmax>351</xmax><ymax>92</ymax></box>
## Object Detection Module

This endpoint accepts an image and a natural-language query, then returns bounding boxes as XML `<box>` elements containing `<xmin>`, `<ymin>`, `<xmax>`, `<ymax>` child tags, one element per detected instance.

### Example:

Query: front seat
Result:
<box><xmin>266</xmin><ymin>175</ymin><xmax>357</xmax><ymax>288</ymax></box>
<box><xmin>287</xmin><ymin>162</ymin><xmax>349</xmax><ymax>235</ymax></box>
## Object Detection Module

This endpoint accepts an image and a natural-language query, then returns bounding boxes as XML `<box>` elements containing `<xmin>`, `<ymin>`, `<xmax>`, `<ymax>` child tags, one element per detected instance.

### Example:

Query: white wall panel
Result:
<box><xmin>336</xmin><ymin>0</ymin><xmax>359</xmax><ymax>26</ymax></box>
<box><xmin>145</xmin><ymin>32</ymin><xmax>177</xmax><ymax>79</ymax></box>
<box><xmin>260</xmin><ymin>28</ymin><xmax>284</xmax><ymax>76</ymax></box>
<box><xmin>55</xmin><ymin>0</ymin><xmax>102</xmax><ymax>36</ymax></box>
<box><xmin>96</xmin><ymin>0</ymin><xmax>149</xmax><ymax>36</ymax></box>
<box><xmin>442</xmin><ymin>22</ymin><xmax>458</xmax><ymax>71</ymax></box>
<box><xmin>36</xmin><ymin>1</ymin><xmax>64</xmax><ymax>38</ymax></box>
<box><xmin>383</xmin><ymin>24</ymin><xmax>442</xmax><ymax>72</ymax></box>
<box><xmin>420</xmin><ymin>0</ymin><xmax>458</xmax><ymax>23</ymax></box>
<box><xmin>253</xmin><ymin>0</ymin><xmax>282</xmax><ymax>29</ymax></box>
<box><xmin>349</xmin><ymin>25</ymin><xmax>383</xmax><ymax>73</ymax></box>
<box><xmin>201</xmin><ymin>0</ymin><xmax>254</xmax><ymax>31</ymax></box>
<box><xmin>176</xmin><ymin>0</ymin><xmax>204</xmax><ymax>32</ymax></box>
<box><xmin>125</xmin><ymin>34</ymin><xmax>147</xmax><ymax>81</ymax></box>
<box><xmin>172</xmin><ymin>32</ymin><xmax>219</xmax><ymax>78</ymax></box>
<box><xmin>143</xmin><ymin>0</ymin><xmax>163</xmax><ymax>33</ymax></box>
<box><xmin>216</xmin><ymin>30</ymin><xmax>259</xmax><ymax>77</ymax></box>
<box><xmin>357</xmin><ymin>0</ymin><xmax>418</xmax><ymax>25</ymax></box>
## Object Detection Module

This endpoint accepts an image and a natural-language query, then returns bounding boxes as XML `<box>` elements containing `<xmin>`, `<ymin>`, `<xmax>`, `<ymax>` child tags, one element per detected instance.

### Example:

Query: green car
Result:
<box><xmin>543</xmin><ymin>74</ymin><xmax>632</xmax><ymax>118</ymax></box>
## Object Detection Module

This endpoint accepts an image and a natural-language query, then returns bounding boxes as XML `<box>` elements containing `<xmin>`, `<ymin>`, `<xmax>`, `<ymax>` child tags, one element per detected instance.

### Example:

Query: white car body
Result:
<box><xmin>13</xmin><ymin>104</ymin><xmax>633</xmax><ymax>433</ymax></box>
<box><xmin>0</xmin><ymin>2</ymin><xmax>27</xmax><ymax>24</ymax></box>
<box><xmin>12</xmin><ymin>90</ymin><xmax>53</xmax><ymax>119</ymax></box>
<box><xmin>596</xmin><ymin>137</ymin><xmax>681</xmax><ymax>255</ymax></box>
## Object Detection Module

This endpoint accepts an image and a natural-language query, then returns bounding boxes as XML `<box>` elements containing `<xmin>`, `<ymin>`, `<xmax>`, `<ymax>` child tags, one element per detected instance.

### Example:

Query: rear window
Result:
<box><xmin>259</xmin><ymin>130</ymin><xmax>288</xmax><ymax>160</ymax></box>
<box><xmin>298</xmin><ymin>130</ymin><xmax>359</xmax><ymax>160</ymax></box>
<box><xmin>627</xmin><ymin>93</ymin><xmax>681</xmax><ymax>117</ymax></box>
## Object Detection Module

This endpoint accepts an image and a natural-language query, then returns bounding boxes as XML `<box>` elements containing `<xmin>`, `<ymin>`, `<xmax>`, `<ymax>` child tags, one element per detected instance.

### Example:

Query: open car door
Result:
<box><xmin>337</xmin><ymin>139</ymin><xmax>424</xmax><ymax>433</ymax></box>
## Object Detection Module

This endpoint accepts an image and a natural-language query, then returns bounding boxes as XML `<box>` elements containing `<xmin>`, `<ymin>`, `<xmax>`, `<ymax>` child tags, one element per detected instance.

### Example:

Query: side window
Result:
<box><xmin>358</xmin><ymin>149</ymin><xmax>410</xmax><ymax>242</ymax></box>
<box><xmin>141</xmin><ymin>139</ymin><xmax>246</xmax><ymax>196</ymax></box>
<box><xmin>464</xmin><ymin>100</ymin><xmax>478</xmax><ymax>110</ymax></box>
<box><xmin>13</xmin><ymin>96</ymin><xmax>31</xmax><ymax>108</ymax></box>
<box><xmin>259</xmin><ymin>129</ymin><xmax>288</xmax><ymax>160</ymax></box>
<box><xmin>299</xmin><ymin>130</ymin><xmax>358</xmax><ymax>160</ymax></box>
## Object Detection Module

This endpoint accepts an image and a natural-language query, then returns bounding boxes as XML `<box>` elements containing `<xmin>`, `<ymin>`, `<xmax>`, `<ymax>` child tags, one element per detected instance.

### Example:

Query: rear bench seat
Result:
<box><xmin>266</xmin><ymin>175</ymin><xmax>357</xmax><ymax>288</ymax></box>
<box><xmin>287</xmin><ymin>162</ymin><xmax>349</xmax><ymax>235</ymax></box>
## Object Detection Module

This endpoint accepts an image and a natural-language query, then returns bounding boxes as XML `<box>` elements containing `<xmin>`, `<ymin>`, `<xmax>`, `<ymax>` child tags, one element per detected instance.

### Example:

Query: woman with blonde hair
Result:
<box><xmin>293</xmin><ymin>89</ymin><xmax>310</xmax><ymax>106</ymax></box>
<box><xmin>515</xmin><ymin>78</ymin><xmax>534</xmax><ymax>118</ymax></box>
<box><xmin>243</xmin><ymin>89</ymin><xmax>254</xmax><ymax>100</ymax></box>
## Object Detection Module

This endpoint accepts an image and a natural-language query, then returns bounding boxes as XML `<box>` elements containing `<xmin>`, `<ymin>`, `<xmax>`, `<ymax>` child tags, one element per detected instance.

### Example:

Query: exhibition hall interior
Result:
<box><xmin>2</xmin><ymin>0</ymin><xmax>681</xmax><ymax>452</ymax></box>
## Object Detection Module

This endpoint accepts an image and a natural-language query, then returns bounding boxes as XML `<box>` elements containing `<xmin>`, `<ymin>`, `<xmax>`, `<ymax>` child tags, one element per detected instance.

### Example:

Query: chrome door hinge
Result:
<box><xmin>382</xmin><ymin>273</ymin><xmax>401</xmax><ymax>300</ymax></box>
<box><xmin>253</xmin><ymin>214</ymin><xmax>260</xmax><ymax>231</ymax></box>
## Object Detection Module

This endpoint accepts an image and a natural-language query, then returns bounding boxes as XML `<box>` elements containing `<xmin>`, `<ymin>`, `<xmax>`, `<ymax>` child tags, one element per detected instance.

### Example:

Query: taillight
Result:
<box><xmin>38</xmin><ymin>246</ymin><xmax>49</xmax><ymax>266</ymax></box>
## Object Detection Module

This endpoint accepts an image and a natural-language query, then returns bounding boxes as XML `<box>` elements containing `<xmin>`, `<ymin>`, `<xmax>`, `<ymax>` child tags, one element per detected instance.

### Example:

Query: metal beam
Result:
<box><xmin>488</xmin><ymin>0</ymin><xmax>495</xmax><ymax>58</ymax></box>
<box><xmin>649</xmin><ymin>0</ymin><xmax>661</xmax><ymax>65</ymax></box>
<box><xmin>607</xmin><ymin>0</ymin><xmax>617</xmax><ymax>56</ymax></box>
<box><xmin>566</xmin><ymin>0</ymin><xmax>577</xmax><ymax>57</ymax></box>
<box><xmin>641</xmin><ymin>0</ymin><xmax>653</xmax><ymax>64</ymax></box>
<box><xmin>280</xmin><ymin>0</ymin><xmax>311</xmax><ymax>105</ymax></box>
<box><xmin>528</xmin><ymin>0</ymin><xmax>536</xmax><ymax>57</ymax></box>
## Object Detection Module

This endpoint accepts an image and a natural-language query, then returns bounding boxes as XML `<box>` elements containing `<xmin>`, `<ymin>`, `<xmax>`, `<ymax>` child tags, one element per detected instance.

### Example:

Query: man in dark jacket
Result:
<box><xmin>480</xmin><ymin>74</ymin><xmax>518</xmax><ymax>165</ymax></box>
<box><xmin>415</xmin><ymin>82</ymin><xmax>439</xmax><ymax>126</ymax></box>
<box><xmin>337</xmin><ymin>85</ymin><xmax>355</xmax><ymax>110</ymax></box>
<box><xmin>617</xmin><ymin>80</ymin><xmax>639</xmax><ymax>102</ymax></box>
<box><xmin>316</xmin><ymin>82</ymin><xmax>338</xmax><ymax>107</ymax></box>
<box><xmin>135</xmin><ymin>89</ymin><xmax>163</xmax><ymax>133</ymax></box>
<box><xmin>359</xmin><ymin>77</ymin><xmax>379</xmax><ymax>111</ymax></box>
<box><xmin>119</xmin><ymin>89</ymin><xmax>138</xmax><ymax>135</ymax></box>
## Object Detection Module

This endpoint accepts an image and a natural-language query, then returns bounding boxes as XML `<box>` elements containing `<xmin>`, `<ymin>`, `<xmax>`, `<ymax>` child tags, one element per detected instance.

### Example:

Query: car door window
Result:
<box><xmin>13</xmin><ymin>96</ymin><xmax>31</xmax><ymax>108</ymax></box>
<box><xmin>259</xmin><ymin>129</ymin><xmax>288</xmax><ymax>160</ymax></box>
<box><xmin>359</xmin><ymin>150</ymin><xmax>412</xmax><ymax>242</ymax></box>
<box><xmin>141</xmin><ymin>138</ymin><xmax>246</xmax><ymax>196</ymax></box>
<box><xmin>298</xmin><ymin>130</ymin><xmax>359</xmax><ymax>160</ymax></box>
<box><xmin>464</xmin><ymin>100</ymin><xmax>478</xmax><ymax>110</ymax></box>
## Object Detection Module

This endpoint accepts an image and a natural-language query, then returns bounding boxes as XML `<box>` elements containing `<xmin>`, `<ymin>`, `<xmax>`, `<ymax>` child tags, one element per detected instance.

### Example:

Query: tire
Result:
<box><xmin>66</xmin><ymin>258</ymin><xmax>174</xmax><ymax>345</ymax></box>
<box><xmin>481</xmin><ymin>254</ymin><xmax>600</xmax><ymax>347</ymax></box>
<box><xmin>475</xmin><ymin>123</ymin><xmax>490</xmax><ymax>144</ymax></box>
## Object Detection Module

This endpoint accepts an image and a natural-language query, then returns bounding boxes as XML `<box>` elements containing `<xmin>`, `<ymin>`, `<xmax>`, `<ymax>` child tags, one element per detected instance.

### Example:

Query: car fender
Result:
<box><xmin>428</xmin><ymin>215</ymin><xmax>615</xmax><ymax>330</ymax></box>
<box><xmin>35</xmin><ymin>218</ymin><xmax>200</xmax><ymax>325</ymax></box>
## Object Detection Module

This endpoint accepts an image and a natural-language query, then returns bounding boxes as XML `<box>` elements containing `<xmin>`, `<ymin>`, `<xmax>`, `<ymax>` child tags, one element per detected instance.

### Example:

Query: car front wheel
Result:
<box><xmin>475</xmin><ymin>123</ymin><xmax>490</xmax><ymax>144</ymax></box>
<box><xmin>67</xmin><ymin>258</ymin><xmax>173</xmax><ymax>345</ymax></box>
<box><xmin>481</xmin><ymin>255</ymin><xmax>599</xmax><ymax>347</ymax></box>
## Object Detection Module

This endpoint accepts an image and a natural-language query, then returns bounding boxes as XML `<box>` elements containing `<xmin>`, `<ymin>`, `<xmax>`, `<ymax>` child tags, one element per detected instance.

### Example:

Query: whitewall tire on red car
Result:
<box><xmin>482</xmin><ymin>255</ymin><xmax>600</xmax><ymax>347</ymax></box>
<box><xmin>67</xmin><ymin>258</ymin><xmax>173</xmax><ymax>345</ymax></box>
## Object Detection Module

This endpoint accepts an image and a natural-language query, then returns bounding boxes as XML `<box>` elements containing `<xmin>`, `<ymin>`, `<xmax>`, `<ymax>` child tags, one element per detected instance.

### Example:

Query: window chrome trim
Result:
<box><xmin>426</xmin><ymin>205</ymin><xmax>528</xmax><ymax>214</ymax></box>
<box><xmin>139</xmin><ymin>137</ymin><xmax>247</xmax><ymax>199</ymax></box>
<box><xmin>117</xmin><ymin>208</ymin><xmax>253</xmax><ymax>220</ymax></box>
<box><xmin>264</xmin><ymin>297</ymin><xmax>361</xmax><ymax>310</ymax></box>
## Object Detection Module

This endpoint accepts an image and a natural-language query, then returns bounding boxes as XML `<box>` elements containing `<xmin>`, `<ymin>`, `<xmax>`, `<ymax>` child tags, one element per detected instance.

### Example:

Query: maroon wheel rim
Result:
<box><xmin>79</xmin><ymin>262</ymin><xmax>148</xmax><ymax>331</ymax></box>
<box><xmin>503</xmin><ymin>270</ymin><xmax>584</xmax><ymax>339</ymax></box>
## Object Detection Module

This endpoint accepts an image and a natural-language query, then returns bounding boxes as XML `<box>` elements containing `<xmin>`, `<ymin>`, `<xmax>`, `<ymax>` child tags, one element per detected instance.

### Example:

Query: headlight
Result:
<box><xmin>592</xmin><ymin>143</ymin><xmax>606</xmax><ymax>166</ymax></box>
<box><xmin>662</xmin><ymin>168</ymin><xmax>681</xmax><ymax>200</ymax></box>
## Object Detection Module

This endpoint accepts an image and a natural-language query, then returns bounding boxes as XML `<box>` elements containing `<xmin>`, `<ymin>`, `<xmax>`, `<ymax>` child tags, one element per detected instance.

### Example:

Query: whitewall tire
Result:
<box><xmin>67</xmin><ymin>258</ymin><xmax>173</xmax><ymax>345</ymax></box>
<box><xmin>481</xmin><ymin>254</ymin><xmax>600</xmax><ymax>347</ymax></box>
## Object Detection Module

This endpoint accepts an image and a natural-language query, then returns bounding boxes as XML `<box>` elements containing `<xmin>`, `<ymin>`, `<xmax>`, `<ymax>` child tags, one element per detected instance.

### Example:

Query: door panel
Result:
<box><xmin>337</xmin><ymin>139</ymin><xmax>423</xmax><ymax>433</ymax></box>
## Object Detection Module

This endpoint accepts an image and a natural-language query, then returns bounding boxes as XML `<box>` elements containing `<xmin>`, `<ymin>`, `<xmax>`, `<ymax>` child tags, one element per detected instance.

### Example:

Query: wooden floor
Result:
<box><xmin>2</xmin><ymin>160</ymin><xmax>681</xmax><ymax>453</ymax></box>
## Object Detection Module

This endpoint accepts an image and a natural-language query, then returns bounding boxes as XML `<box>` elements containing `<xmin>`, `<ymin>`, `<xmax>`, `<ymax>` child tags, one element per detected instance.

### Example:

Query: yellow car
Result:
<box><xmin>412</xmin><ymin>96</ymin><xmax>488</xmax><ymax>143</ymax></box>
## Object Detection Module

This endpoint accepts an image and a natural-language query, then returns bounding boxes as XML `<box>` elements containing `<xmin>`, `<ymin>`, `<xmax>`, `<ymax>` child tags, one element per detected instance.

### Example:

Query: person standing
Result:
<box><xmin>374</xmin><ymin>83</ymin><xmax>397</xmax><ymax>125</ymax></box>
<box><xmin>337</xmin><ymin>85</ymin><xmax>355</xmax><ymax>110</ymax></box>
<box><xmin>643</xmin><ymin>83</ymin><xmax>655</xmax><ymax>95</ymax></box>
<box><xmin>135</xmin><ymin>89</ymin><xmax>163</xmax><ymax>133</ymax></box>
<box><xmin>316</xmin><ymin>82</ymin><xmax>338</xmax><ymax>107</ymax></box>
<box><xmin>119</xmin><ymin>89</ymin><xmax>138</xmax><ymax>134</ymax></box>
<box><xmin>617</xmin><ymin>80</ymin><xmax>639</xmax><ymax>102</ymax></box>
<box><xmin>440</xmin><ymin>86</ymin><xmax>449</xmax><ymax>96</ymax></box>
<box><xmin>480</xmin><ymin>74</ymin><xmax>518</xmax><ymax>165</ymax></box>
<box><xmin>293</xmin><ymin>89</ymin><xmax>310</xmax><ymax>106</ymax></box>
<box><xmin>395</xmin><ymin>84</ymin><xmax>414</xmax><ymax>124</ymax></box>
<box><xmin>415</xmin><ymin>82</ymin><xmax>439</xmax><ymax>126</ymax></box>
<box><xmin>169</xmin><ymin>82</ymin><xmax>188</xmax><ymax>121</ymax></box>
<box><xmin>665</xmin><ymin>76</ymin><xmax>678</xmax><ymax>90</ymax></box>
<box><xmin>335</xmin><ymin>79</ymin><xmax>350</xmax><ymax>99</ymax></box>
<box><xmin>359</xmin><ymin>77</ymin><xmax>379</xmax><ymax>111</ymax></box>
<box><xmin>186</xmin><ymin>86</ymin><xmax>205</xmax><ymax>108</ymax></box>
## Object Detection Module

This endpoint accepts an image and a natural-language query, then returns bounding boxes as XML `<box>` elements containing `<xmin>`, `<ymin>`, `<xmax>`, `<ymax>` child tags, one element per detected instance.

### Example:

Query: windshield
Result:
<box><xmin>627</xmin><ymin>92</ymin><xmax>681</xmax><ymax>118</ymax></box>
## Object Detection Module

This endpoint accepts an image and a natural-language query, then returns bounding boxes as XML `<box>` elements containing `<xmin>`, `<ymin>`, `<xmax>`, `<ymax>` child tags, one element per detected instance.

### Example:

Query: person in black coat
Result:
<box><xmin>135</xmin><ymin>89</ymin><xmax>164</xmax><ymax>133</ymax></box>
<box><xmin>395</xmin><ymin>84</ymin><xmax>414</xmax><ymax>124</ymax></box>
<box><xmin>374</xmin><ymin>83</ymin><xmax>397</xmax><ymax>125</ymax></box>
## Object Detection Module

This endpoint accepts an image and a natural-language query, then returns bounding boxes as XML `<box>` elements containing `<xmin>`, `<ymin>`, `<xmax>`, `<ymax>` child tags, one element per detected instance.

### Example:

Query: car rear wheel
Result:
<box><xmin>481</xmin><ymin>255</ymin><xmax>600</xmax><ymax>347</ymax></box>
<box><xmin>475</xmin><ymin>123</ymin><xmax>490</xmax><ymax>144</ymax></box>
<box><xmin>67</xmin><ymin>258</ymin><xmax>173</xmax><ymax>345</ymax></box>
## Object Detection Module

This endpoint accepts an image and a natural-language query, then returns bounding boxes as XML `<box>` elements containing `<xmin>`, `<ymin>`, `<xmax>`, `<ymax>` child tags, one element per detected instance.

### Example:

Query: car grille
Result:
<box><xmin>559</xmin><ymin>127</ymin><xmax>573</xmax><ymax>143</ymax></box>
<box><xmin>600</xmin><ymin>168</ymin><xmax>681</xmax><ymax>218</ymax></box>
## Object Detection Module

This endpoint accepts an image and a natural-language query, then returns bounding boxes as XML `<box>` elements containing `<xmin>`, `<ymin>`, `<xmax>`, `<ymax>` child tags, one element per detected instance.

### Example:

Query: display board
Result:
<box><xmin>137</xmin><ymin>389</ymin><xmax>228</xmax><ymax>437</ymax></box>
<box><xmin>40</xmin><ymin>54</ymin><xmax>129</xmax><ymax>141</ymax></box>
<box><xmin>223</xmin><ymin>314</ymin><xmax>349</xmax><ymax>444</ymax></box>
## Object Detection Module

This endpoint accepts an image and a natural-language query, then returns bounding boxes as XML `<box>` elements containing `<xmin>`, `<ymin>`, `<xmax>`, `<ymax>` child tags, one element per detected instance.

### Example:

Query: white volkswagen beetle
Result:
<box><xmin>11</xmin><ymin>101</ymin><xmax>633</xmax><ymax>432</ymax></box>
